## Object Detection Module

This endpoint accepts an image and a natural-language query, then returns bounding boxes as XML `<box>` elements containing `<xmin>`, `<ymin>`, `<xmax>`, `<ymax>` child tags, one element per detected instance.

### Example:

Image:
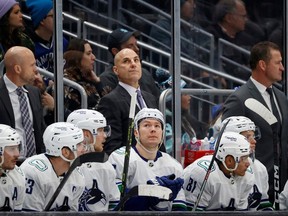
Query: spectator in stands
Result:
<box><xmin>149</xmin><ymin>0</ymin><xmax>208</xmax><ymax>78</ymax></box>
<box><xmin>25</xmin><ymin>0</ymin><xmax>69</xmax><ymax>85</ymax></box>
<box><xmin>63</xmin><ymin>38</ymin><xmax>104</xmax><ymax>112</ymax></box>
<box><xmin>100</xmin><ymin>28</ymin><xmax>160</xmax><ymax>99</ymax></box>
<box><xmin>153</xmin><ymin>68</ymin><xmax>208</xmax><ymax>155</ymax></box>
<box><xmin>0</xmin><ymin>0</ymin><xmax>34</xmax><ymax>62</ymax></box>
<box><xmin>97</xmin><ymin>48</ymin><xmax>159</xmax><ymax>155</ymax></box>
<box><xmin>0</xmin><ymin>46</ymin><xmax>46</xmax><ymax>162</ymax></box>
<box><xmin>206</xmin><ymin>0</ymin><xmax>264</xmax><ymax>84</ymax></box>
<box><xmin>33</xmin><ymin>72</ymin><xmax>55</xmax><ymax>126</ymax></box>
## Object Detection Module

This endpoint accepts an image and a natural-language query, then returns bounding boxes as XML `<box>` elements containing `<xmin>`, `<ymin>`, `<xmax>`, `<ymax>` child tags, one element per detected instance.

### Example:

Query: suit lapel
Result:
<box><xmin>0</xmin><ymin>79</ymin><xmax>15</xmax><ymax>124</ymax></box>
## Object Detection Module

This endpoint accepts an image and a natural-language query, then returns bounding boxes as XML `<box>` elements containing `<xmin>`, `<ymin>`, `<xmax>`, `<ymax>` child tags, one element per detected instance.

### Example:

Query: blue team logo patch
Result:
<box><xmin>197</xmin><ymin>160</ymin><xmax>216</xmax><ymax>172</ymax></box>
<box><xmin>78</xmin><ymin>179</ymin><xmax>107</xmax><ymax>211</ymax></box>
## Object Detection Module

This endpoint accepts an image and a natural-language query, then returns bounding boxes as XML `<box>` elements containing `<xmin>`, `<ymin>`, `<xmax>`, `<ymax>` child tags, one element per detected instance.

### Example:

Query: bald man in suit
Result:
<box><xmin>97</xmin><ymin>48</ymin><xmax>161</xmax><ymax>155</ymax></box>
<box><xmin>222</xmin><ymin>41</ymin><xmax>288</xmax><ymax>205</ymax></box>
<box><xmin>0</xmin><ymin>46</ymin><xmax>46</xmax><ymax>162</ymax></box>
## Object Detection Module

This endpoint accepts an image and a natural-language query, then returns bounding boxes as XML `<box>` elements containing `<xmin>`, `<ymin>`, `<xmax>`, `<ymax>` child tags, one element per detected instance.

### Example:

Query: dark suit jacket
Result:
<box><xmin>97</xmin><ymin>85</ymin><xmax>159</xmax><ymax>155</ymax></box>
<box><xmin>0</xmin><ymin>78</ymin><xmax>46</xmax><ymax>154</ymax></box>
<box><xmin>222</xmin><ymin>78</ymin><xmax>288</xmax><ymax>202</ymax></box>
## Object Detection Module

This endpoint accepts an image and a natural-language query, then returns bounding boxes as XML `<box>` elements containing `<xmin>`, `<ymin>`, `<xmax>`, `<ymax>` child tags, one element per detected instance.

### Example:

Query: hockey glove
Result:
<box><xmin>147</xmin><ymin>174</ymin><xmax>184</xmax><ymax>201</ymax></box>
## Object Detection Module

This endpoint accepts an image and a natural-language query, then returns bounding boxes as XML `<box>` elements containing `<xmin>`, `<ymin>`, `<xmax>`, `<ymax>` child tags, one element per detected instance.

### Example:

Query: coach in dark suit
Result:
<box><xmin>0</xmin><ymin>46</ymin><xmax>46</xmax><ymax>160</ymax></box>
<box><xmin>222</xmin><ymin>41</ymin><xmax>288</xmax><ymax>204</ymax></box>
<box><xmin>97</xmin><ymin>48</ymin><xmax>160</xmax><ymax>155</ymax></box>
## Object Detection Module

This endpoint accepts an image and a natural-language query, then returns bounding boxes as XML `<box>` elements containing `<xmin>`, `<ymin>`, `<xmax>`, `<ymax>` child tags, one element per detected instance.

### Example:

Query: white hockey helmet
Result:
<box><xmin>221</xmin><ymin>116</ymin><xmax>255</xmax><ymax>133</ymax></box>
<box><xmin>134</xmin><ymin>108</ymin><xmax>165</xmax><ymax>129</ymax></box>
<box><xmin>0</xmin><ymin>124</ymin><xmax>21</xmax><ymax>156</ymax></box>
<box><xmin>43</xmin><ymin>122</ymin><xmax>84</xmax><ymax>157</ymax></box>
<box><xmin>0</xmin><ymin>124</ymin><xmax>21</xmax><ymax>167</ymax></box>
<box><xmin>216</xmin><ymin>131</ymin><xmax>250</xmax><ymax>171</ymax></box>
<box><xmin>66</xmin><ymin>109</ymin><xmax>111</xmax><ymax>137</ymax></box>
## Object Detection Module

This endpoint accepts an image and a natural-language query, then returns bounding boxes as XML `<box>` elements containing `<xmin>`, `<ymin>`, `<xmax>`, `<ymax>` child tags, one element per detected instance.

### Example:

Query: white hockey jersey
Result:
<box><xmin>20</xmin><ymin>154</ymin><xmax>85</xmax><ymax>211</ymax></box>
<box><xmin>279</xmin><ymin>180</ymin><xmax>288</xmax><ymax>210</ymax></box>
<box><xmin>248</xmin><ymin>158</ymin><xmax>272</xmax><ymax>210</ymax></box>
<box><xmin>0</xmin><ymin>166</ymin><xmax>25</xmax><ymax>211</ymax></box>
<box><xmin>78</xmin><ymin>161</ymin><xmax>120</xmax><ymax>211</ymax></box>
<box><xmin>108</xmin><ymin>146</ymin><xmax>186</xmax><ymax>211</ymax></box>
<box><xmin>183</xmin><ymin>155</ymin><xmax>255</xmax><ymax>211</ymax></box>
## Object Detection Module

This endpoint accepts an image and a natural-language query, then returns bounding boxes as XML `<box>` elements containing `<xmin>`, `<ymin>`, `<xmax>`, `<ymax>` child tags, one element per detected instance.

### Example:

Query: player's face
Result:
<box><xmin>240</xmin><ymin>131</ymin><xmax>256</xmax><ymax>151</ymax></box>
<box><xmin>76</xmin><ymin>142</ymin><xmax>88</xmax><ymax>157</ymax></box>
<box><xmin>8</xmin><ymin>4</ymin><xmax>23</xmax><ymax>30</ymax></box>
<box><xmin>2</xmin><ymin>145</ymin><xmax>20</xmax><ymax>170</ymax></box>
<box><xmin>113</xmin><ymin>49</ymin><xmax>142</xmax><ymax>87</ymax></box>
<box><xmin>93</xmin><ymin>128</ymin><xmax>107</xmax><ymax>152</ymax></box>
<box><xmin>234</xmin><ymin>155</ymin><xmax>250</xmax><ymax>176</ymax></box>
<box><xmin>136</xmin><ymin>118</ymin><xmax>163</xmax><ymax>151</ymax></box>
<box><xmin>265</xmin><ymin>49</ymin><xmax>284</xmax><ymax>83</ymax></box>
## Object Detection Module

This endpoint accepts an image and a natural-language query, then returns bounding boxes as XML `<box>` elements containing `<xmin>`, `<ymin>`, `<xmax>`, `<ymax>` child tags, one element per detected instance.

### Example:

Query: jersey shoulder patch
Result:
<box><xmin>14</xmin><ymin>166</ymin><xmax>25</xmax><ymax>176</ymax></box>
<box><xmin>196</xmin><ymin>159</ymin><xmax>216</xmax><ymax>172</ymax></box>
<box><xmin>28</xmin><ymin>159</ymin><xmax>48</xmax><ymax>172</ymax></box>
<box><xmin>114</xmin><ymin>146</ymin><xmax>126</xmax><ymax>155</ymax></box>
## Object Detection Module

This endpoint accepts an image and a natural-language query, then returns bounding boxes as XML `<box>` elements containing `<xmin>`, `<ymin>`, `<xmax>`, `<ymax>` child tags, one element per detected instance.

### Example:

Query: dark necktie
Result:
<box><xmin>16</xmin><ymin>87</ymin><xmax>36</xmax><ymax>157</ymax></box>
<box><xmin>266</xmin><ymin>87</ymin><xmax>281</xmax><ymax>124</ymax></box>
<box><xmin>136</xmin><ymin>89</ymin><xmax>146</xmax><ymax>109</ymax></box>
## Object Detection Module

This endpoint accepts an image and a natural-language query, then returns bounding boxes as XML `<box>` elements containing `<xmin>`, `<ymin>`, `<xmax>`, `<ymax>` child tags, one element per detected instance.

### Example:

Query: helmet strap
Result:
<box><xmin>222</xmin><ymin>159</ymin><xmax>238</xmax><ymax>173</ymax></box>
<box><xmin>136</xmin><ymin>136</ymin><xmax>158</xmax><ymax>155</ymax></box>
<box><xmin>0</xmin><ymin>155</ymin><xmax>4</xmax><ymax>167</ymax></box>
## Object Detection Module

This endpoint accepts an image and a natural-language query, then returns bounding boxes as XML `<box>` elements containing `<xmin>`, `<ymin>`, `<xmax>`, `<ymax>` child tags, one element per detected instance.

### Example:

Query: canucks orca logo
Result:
<box><xmin>79</xmin><ymin>179</ymin><xmax>107</xmax><ymax>211</ymax></box>
<box><xmin>0</xmin><ymin>197</ymin><xmax>12</xmax><ymax>212</ymax></box>
<box><xmin>248</xmin><ymin>184</ymin><xmax>262</xmax><ymax>209</ymax></box>
<box><xmin>50</xmin><ymin>196</ymin><xmax>70</xmax><ymax>211</ymax></box>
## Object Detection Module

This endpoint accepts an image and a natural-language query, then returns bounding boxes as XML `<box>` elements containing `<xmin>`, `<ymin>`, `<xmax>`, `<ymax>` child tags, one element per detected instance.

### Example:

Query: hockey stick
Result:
<box><xmin>114</xmin><ymin>184</ymin><xmax>172</xmax><ymax>211</ymax></box>
<box><xmin>44</xmin><ymin>151</ymin><xmax>108</xmax><ymax>211</ymax></box>
<box><xmin>192</xmin><ymin>118</ymin><xmax>231</xmax><ymax>211</ymax></box>
<box><xmin>120</xmin><ymin>92</ymin><xmax>137</xmax><ymax>199</ymax></box>
<box><xmin>245</xmin><ymin>98</ymin><xmax>280</xmax><ymax>210</ymax></box>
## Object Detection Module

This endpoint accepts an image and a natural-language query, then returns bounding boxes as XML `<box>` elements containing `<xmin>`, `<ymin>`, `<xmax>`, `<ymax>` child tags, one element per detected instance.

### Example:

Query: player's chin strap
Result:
<box><xmin>249</xmin><ymin>150</ymin><xmax>255</xmax><ymax>163</ymax></box>
<box><xmin>222</xmin><ymin>160</ymin><xmax>238</xmax><ymax>173</ymax></box>
<box><xmin>0</xmin><ymin>155</ymin><xmax>4</xmax><ymax>167</ymax></box>
<box><xmin>60</xmin><ymin>150</ymin><xmax>78</xmax><ymax>166</ymax></box>
<box><xmin>136</xmin><ymin>137</ymin><xmax>158</xmax><ymax>154</ymax></box>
